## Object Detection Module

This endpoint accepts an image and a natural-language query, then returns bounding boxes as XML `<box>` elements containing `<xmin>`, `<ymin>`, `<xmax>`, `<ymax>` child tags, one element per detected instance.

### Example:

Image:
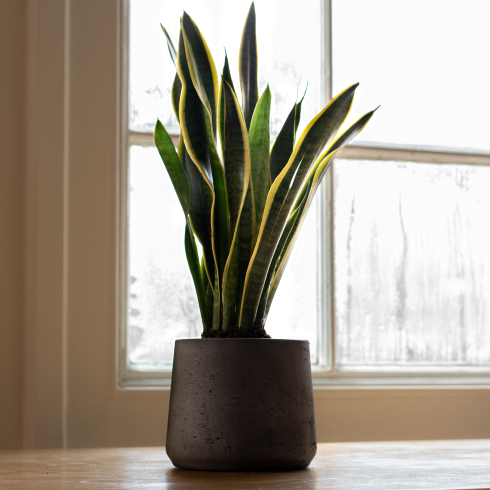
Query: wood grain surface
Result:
<box><xmin>1</xmin><ymin>440</ymin><xmax>489</xmax><ymax>489</ymax></box>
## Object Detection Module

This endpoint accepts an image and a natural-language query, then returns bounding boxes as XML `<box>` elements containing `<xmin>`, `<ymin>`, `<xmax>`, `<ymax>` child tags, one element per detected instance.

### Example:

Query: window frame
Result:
<box><xmin>119</xmin><ymin>0</ymin><xmax>490</xmax><ymax>390</ymax></box>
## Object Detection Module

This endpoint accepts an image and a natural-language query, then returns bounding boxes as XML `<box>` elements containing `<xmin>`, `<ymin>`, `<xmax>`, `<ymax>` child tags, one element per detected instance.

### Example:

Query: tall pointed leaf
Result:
<box><xmin>161</xmin><ymin>25</ymin><xmax>182</xmax><ymax>123</ymax></box>
<box><xmin>220</xmin><ymin>78</ymin><xmax>247</xmax><ymax>236</ymax></box>
<box><xmin>293</xmin><ymin>108</ymin><xmax>379</xmax><ymax>213</ymax></box>
<box><xmin>177</xmin><ymin>136</ymin><xmax>215</xmax><ymax>287</ymax></box>
<box><xmin>185</xmin><ymin>219</ymin><xmax>207</xmax><ymax>329</ymax></box>
<box><xmin>218</xmin><ymin>53</ymin><xmax>236</xmax><ymax>161</ymax></box>
<box><xmin>270</xmin><ymin>91</ymin><xmax>306</xmax><ymax>183</ymax></box>
<box><xmin>205</xmin><ymin>273</ymin><xmax>214</xmax><ymax>331</ymax></box>
<box><xmin>221</xmin><ymin>80</ymin><xmax>251</xmax><ymax>327</ymax></box>
<box><xmin>248</xmin><ymin>85</ymin><xmax>271</xmax><ymax>229</ymax></box>
<box><xmin>177</xmin><ymin>27</ymin><xmax>214</xmax><ymax>185</ymax></box>
<box><xmin>255</xmin><ymin>181</ymin><xmax>310</xmax><ymax>323</ymax></box>
<box><xmin>238</xmin><ymin>83</ymin><xmax>359</xmax><ymax>331</ymax></box>
<box><xmin>171</xmin><ymin>74</ymin><xmax>182</xmax><ymax>123</ymax></box>
<box><xmin>238</xmin><ymin>178</ymin><xmax>256</xmax><ymax>309</ymax></box>
<box><xmin>161</xmin><ymin>24</ymin><xmax>178</xmax><ymax>66</ymax></box>
<box><xmin>239</xmin><ymin>2</ymin><xmax>258</xmax><ymax>129</ymax></box>
<box><xmin>154</xmin><ymin>120</ymin><xmax>189</xmax><ymax>216</ymax></box>
<box><xmin>182</xmin><ymin>28</ymin><xmax>230</xmax><ymax>286</ymax></box>
<box><xmin>266</xmin><ymin>109</ymin><xmax>378</xmax><ymax>316</ymax></box>
<box><xmin>222</xmin><ymin>51</ymin><xmax>236</xmax><ymax>93</ymax></box>
<box><xmin>182</xmin><ymin>12</ymin><xmax>220</xmax><ymax>137</ymax></box>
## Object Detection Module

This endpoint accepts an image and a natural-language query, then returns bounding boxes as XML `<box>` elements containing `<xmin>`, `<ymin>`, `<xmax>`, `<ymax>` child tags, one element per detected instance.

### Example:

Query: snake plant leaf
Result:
<box><xmin>218</xmin><ymin>53</ymin><xmax>237</xmax><ymax>161</ymax></box>
<box><xmin>177</xmin><ymin>24</ymin><xmax>222</xmax><ymax>290</ymax></box>
<box><xmin>205</xmin><ymin>273</ymin><xmax>214</xmax><ymax>331</ymax></box>
<box><xmin>238</xmin><ymin>179</ymin><xmax>256</xmax><ymax>304</ymax></box>
<box><xmin>293</xmin><ymin>107</ymin><xmax>379</xmax><ymax>214</ymax></box>
<box><xmin>220</xmin><ymin>79</ymin><xmax>248</xmax><ymax>236</ymax></box>
<box><xmin>267</xmin><ymin>109</ymin><xmax>379</xmax><ymax>316</ymax></box>
<box><xmin>270</xmin><ymin>90</ymin><xmax>306</xmax><ymax>183</ymax></box>
<box><xmin>248</xmin><ymin>85</ymin><xmax>271</xmax><ymax>229</ymax></box>
<box><xmin>255</xmin><ymin>180</ymin><xmax>311</xmax><ymax>323</ymax></box>
<box><xmin>161</xmin><ymin>24</ymin><xmax>178</xmax><ymax>66</ymax></box>
<box><xmin>182</xmin><ymin>12</ymin><xmax>220</xmax><ymax>138</ymax></box>
<box><xmin>177</xmin><ymin>27</ymin><xmax>214</xmax><ymax>185</ymax></box>
<box><xmin>239</xmin><ymin>2</ymin><xmax>258</xmax><ymax>129</ymax></box>
<box><xmin>238</xmin><ymin>83</ymin><xmax>359</xmax><ymax>331</ymax></box>
<box><xmin>171</xmin><ymin>74</ymin><xmax>182</xmax><ymax>123</ymax></box>
<box><xmin>294</xmin><ymin>85</ymin><xmax>306</xmax><ymax>133</ymax></box>
<box><xmin>178</xmin><ymin>135</ymin><xmax>215</xmax><ymax>289</ymax></box>
<box><xmin>221</xmin><ymin>80</ymin><xmax>251</xmax><ymax>327</ymax></box>
<box><xmin>182</xmin><ymin>27</ymin><xmax>231</xmax><ymax>284</ymax></box>
<box><xmin>160</xmin><ymin>25</ymin><xmax>182</xmax><ymax>124</ymax></box>
<box><xmin>185</xmin><ymin>219</ymin><xmax>207</xmax><ymax>329</ymax></box>
<box><xmin>212</xmin><ymin>270</ymin><xmax>221</xmax><ymax>329</ymax></box>
<box><xmin>222</xmin><ymin>51</ymin><xmax>236</xmax><ymax>94</ymax></box>
<box><xmin>154</xmin><ymin>120</ymin><xmax>190</xmax><ymax>216</ymax></box>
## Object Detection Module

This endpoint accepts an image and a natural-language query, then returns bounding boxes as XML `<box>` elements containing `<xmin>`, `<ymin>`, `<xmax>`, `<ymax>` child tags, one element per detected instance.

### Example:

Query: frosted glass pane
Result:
<box><xmin>129</xmin><ymin>0</ymin><xmax>321</xmax><ymax>135</ymax></box>
<box><xmin>128</xmin><ymin>146</ymin><xmax>201</xmax><ymax>365</ymax></box>
<box><xmin>334</xmin><ymin>159</ymin><xmax>490</xmax><ymax>367</ymax></box>
<box><xmin>332</xmin><ymin>0</ymin><xmax>490</xmax><ymax>151</ymax></box>
<box><xmin>128</xmin><ymin>145</ymin><xmax>320</xmax><ymax>366</ymax></box>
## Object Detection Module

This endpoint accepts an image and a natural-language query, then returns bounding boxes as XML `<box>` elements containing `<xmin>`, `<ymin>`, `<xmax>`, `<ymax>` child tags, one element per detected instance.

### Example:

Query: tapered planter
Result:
<box><xmin>166</xmin><ymin>339</ymin><xmax>316</xmax><ymax>471</ymax></box>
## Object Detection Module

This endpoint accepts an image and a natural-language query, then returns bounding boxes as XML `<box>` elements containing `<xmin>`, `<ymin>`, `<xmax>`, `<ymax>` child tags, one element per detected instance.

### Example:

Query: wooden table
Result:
<box><xmin>1</xmin><ymin>440</ymin><xmax>489</xmax><ymax>489</ymax></box>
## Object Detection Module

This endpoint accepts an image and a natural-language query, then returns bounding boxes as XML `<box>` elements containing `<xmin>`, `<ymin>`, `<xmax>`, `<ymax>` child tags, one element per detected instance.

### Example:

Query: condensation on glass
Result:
<box><xmin>334</xmin><ymin>159</ymin><xmax>490</xmax><ymax>367</ymax></box>
<box><xmin>332</xmin><ymin>0</ymin><xmax>490</xmax><ymax>151</ymax></box>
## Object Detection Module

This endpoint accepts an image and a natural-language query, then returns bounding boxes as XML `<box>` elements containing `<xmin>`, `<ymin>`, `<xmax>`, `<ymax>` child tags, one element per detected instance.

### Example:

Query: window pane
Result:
<box><xmin>129</xmin><ymin>0</ymin><xmax>321</xmax><ymax>135</ymax></box>
<box><xmin>266</xmin><ymin>192</ymin><xmax>320</xmax><ymax>365</ymax></box>
<box><xmin>128</xmin><ymin>145</ymin><xmax>320</xmax><ymax>366</ymax></box>
<box><xmin>128</xmin><ymin>145</ymin><xmax>200</xmax><ymax>365</ymax></box>
<box><xmin>332</xmin><ymin>0</ymin><xmax>490</xmax><ymax>151</ymax></box>
<box><xmin>334</xmin><ymin>159</ymin><xmax>490</xmax><ymax>367</ymax></box>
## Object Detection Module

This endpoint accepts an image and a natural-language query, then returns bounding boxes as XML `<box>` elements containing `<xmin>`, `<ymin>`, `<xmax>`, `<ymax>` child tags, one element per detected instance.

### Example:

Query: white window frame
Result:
<box><xmin>119</xmin><ymin>0</ymin><xmax>490</xmax><ymax>390</ymax></box>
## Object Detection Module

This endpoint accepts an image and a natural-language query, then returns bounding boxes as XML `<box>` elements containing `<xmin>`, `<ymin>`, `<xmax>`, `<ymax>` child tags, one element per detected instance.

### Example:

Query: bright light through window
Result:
<box><xmin>332</xmin><ymin>0</ymin><xmax>490</xmax><ymax>151</ymax></box>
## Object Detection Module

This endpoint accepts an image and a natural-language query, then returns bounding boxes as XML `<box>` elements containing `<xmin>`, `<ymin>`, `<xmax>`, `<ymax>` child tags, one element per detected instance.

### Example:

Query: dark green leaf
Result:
<box><xmin>238</xmin><ymin>83</ymin><xmax>359</xmax><ymax>331</ymax></box>
<box><xmin>182</xmin><ymin>12</ymin><xmax>219</xmax><ymax>137</ymax></box>
<box><xmin>255</xmin><ymin>181</ymin><xmax>310</xmax><ymax>324</ymax></box>
<box><xmin>178</xmin><ymin>135</ymin><xmax>215</xmax><ymax>287</ymax></box>
<box><xmin>268</xmin><ymin>109</ymin><xmax>379</xmax><ymax>317</ymax></box>
<box><xmin>154</xmin><ymin>120</ymin><xmax>189</xmax><ymax>215</ymax></box>
<box><xmin>160</xmin><ymin>26</ymin><xmax>182</xmax><ymax>124</ymax></box>
<box><xmin>218</xmin><ymin>53</ymin><xmax>237</xmax><ymax>164</ymax></box>
<box><xmin>249</xmin><ymin>85</ymin><xmax>271</xmax><ymax>228</ymax></box>
<box><xmin>185</xmin><ymin>219</ymin><xmax>207</xmax><ymax>329</ymax></box>
<box><xmin>220</xmin><ymin>79</ymin><xmax>248</xmax><ymax>237</ymax></box>
<box><xmin>205</xmin><ymin>272</ymin><xmax>214</xmax><ymax>331</ymax></box>
<box><xmin>239</xmin><ymin>2</ymin><xmax>258</xmax><ymax>129</ymax></box>
<box><xmin>270</xmin><ymin>90</ymin><xmax>306</xmax><ymax>183</ymax></box>
<box><xmin>171</xmin><ymin>73</ymin><xmax>182</xmax><ymax>123</ymax></box>
<box><xmin>177</xmin><ymin>27</ymin><xmax>214</xmax><ymax>184</ymax></box>
<box><xmin>161</xmin><ymin>24</ymin><xmax>178</xmax><ymax>67</ymax></box>
<box><xmin>182</xmin><ymin>27</ymin><xmax>231</xmax><ymax>286</ymax></box>
<box><xmin>222</xmin><ymin>51</ymin><xmax>235</xmax><ymax>94</ymax></box>
<box><xmin>221</xmin><ymin>80</ymin><xmax>251</xmax><ymax>327</ymax></box>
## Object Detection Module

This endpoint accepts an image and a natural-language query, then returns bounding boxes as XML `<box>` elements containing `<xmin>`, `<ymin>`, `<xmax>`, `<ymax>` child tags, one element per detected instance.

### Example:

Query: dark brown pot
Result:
<box><xmin>166</xmin><ymin>339</ymin><xmax>317</xmax><ymax>471</ymax></box>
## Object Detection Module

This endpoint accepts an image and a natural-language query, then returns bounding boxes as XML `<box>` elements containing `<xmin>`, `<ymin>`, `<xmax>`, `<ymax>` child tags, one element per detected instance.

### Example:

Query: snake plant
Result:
<box><xmin>154</xmin><ymin>3</ymin><xmax>377</xmax><ymax>336</ymax></box>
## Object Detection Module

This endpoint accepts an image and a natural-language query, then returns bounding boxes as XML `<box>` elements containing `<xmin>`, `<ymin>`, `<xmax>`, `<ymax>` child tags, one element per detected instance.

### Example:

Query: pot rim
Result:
<box><xmin>175</xmin><ymin>338</ymin><xmax>310</xmax><ymax>342</ymax></box>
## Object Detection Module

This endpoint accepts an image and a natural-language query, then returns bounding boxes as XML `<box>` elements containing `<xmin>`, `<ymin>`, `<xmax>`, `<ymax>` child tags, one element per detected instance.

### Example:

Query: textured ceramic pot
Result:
<box><xmin>166</xmin><ymin>339</ymin><xmax>316</xmax><ymax>471</ymax></box>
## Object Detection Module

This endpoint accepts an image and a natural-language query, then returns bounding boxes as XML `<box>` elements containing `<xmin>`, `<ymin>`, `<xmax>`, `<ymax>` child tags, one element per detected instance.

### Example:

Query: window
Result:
<box><xmin>121</xmin><ymin>0</ymin><xmax>490</xmax><ymax>387</ymax></box>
